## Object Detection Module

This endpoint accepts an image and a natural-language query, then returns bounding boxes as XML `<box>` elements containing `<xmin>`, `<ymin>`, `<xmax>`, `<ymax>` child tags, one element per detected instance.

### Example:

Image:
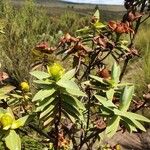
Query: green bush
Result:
<box><xmin>0</xmin><ymin>0</ymin><xmax>55</xmax><ymax>82</ymax></box>
<box><xmin>0</xmin><ymin>0</ymin><xmax>89</xmax><ymax>84</ymax></box>
<box><xmin>124</xmin><ymin>20</ymin><xmax>150</xmax><ymax>98</ymax></box>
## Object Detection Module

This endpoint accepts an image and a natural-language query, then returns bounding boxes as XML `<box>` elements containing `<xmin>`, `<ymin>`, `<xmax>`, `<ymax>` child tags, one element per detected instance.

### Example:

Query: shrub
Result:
<box><xmin>0</xmin><ymin>0</ymin><xmax>150</xmax><ymax>150</ymax></box>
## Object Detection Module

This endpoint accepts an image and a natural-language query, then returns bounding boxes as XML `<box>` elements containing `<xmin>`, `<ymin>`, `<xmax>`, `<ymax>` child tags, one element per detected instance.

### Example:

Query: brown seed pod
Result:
<box><xmin>97</xmin><ymin>68</ymin><xmax>110</xmax><ymax>79</ymax></box>
<box><xmin>35</xmin><ymin>42</ymin><xmax>56</xmax><ymax>54</ymax></box>
<box><xmin>0</xmin><ymin>72</ymin><xmax>9</xmax><ymax>82</ymax></box>
<box><xmin>58</xmin><ymin>33</ymin><xmax>79</xmax><ymax>48</ymax></box>
<box><xmin>108</xmin><ymin>21</ymin><xmax>117</xmax><ymax>31</ymax></box>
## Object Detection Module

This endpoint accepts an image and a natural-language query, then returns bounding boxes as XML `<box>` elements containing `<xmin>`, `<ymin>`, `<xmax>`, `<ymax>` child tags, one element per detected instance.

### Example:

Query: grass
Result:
<box><xmin>12</xmin><ymin>0</ymin><xmax>125</xmax><ymax>21</ymax></box>
<box><xmin>0</xmin><ymin>0</ymin><xmax>124</xmax><ymax>85</ymax></box>
<box><xmin>13</xmin><ymin>0</ymin><xmax>125</xmax><ymax>11</ymax></box>
<box><xmin>123</xmin><ymin>20</ymin><xmax>150</xmax><ymax>99</ymax></box>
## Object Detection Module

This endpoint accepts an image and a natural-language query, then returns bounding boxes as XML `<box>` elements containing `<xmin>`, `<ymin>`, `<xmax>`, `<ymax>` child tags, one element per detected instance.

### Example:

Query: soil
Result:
<box><xmin>105</xmin><ymin>129</ymin><xmax>150</xmax><ymax>150</ymax></box>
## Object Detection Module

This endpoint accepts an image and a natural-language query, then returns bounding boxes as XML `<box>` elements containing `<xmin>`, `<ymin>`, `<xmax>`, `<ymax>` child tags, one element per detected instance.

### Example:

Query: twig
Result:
<box><xmin>54</xmin><ymin>93</ymin><xmax>62</xmax><ymax>150</ymax></box>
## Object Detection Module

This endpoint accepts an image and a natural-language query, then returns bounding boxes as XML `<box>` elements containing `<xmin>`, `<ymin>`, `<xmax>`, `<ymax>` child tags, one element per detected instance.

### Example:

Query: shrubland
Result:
<box><xmin>0</xmin><ymin>0</ymin><xmax>150</xmax><ymax>150</ymax></box>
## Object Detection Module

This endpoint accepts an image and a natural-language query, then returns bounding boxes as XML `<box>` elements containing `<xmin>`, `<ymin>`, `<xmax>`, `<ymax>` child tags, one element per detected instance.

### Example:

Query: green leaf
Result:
<box><xmin>94</xmin><ymin>22</ymin><xmax>106</xmax><ymax>29</ymax></box>
<box><xmin>0</xmin><ymin>95</ymin><xmax>9</xmax><ymax>100</ymax></box>
<box><xmin>34</xmin><ymin>80</ymin><xmax>53</xmax><ymax>85</ymax></box>
<box><xmin>95</xmin><ymin>95</ymin><xmax>116</xmax><ymax>109</ymax></box>
<box><xmin>106</xmin><ymin>89</ymin><xmax>115</xmax><ymax>100</ymax></box>
<box><xmin>121</xmin><ymin>117</ymin><xmax>137</xmax><ymax>133</ymax></box>
<box><xmin>119</xmin><ymin>86</ymin><xmax>134</xmax><ymax>111</ymax></box>
<box><xmin>57</xmin><ymin>79</ymin><xmax>86</xmax><ymax>96</ymax></box>
<box><xmin>43</xmin><ymin>116</ymin><xmax>54</xmax><ymax>127</ymax></box>
<box><xmin>40</xmin><ymin>103</ymin><xmax>56</xmax><ymax>119</ymax></box>
<box><xmin>114</xmin><ymin>109</ymin><xmax>149</xmax><ymax>132</ymax></box>
<box><xmin>114</xmin><ymin>108</ymin><xmax>125</xmax><ymax>116</ymax></box>
<box><xmin>100</xmin><ymin>106</ymin><xmax>114</xmax><ymax>116</ymax></box>
<box><xmin>117</xmin><ymin>83</ymin><xmax>133</xmax><ymax>87</ymax></box>
<box><xmin>120</xmin><ymin>44</ymin><xmax>130</xmax><ymax>52</ymax></box>
<box><xmin>0</xmin><ymin>86</ymin><xmax>15</xmax><ymax>95</ymax></box>
<box><xmin>89</xmin><ymin>75</ymin><xmax>107</xmax><ymax>84</ymax></box>
<box><xmin>11</xmin><ymin>115</ymin><xmax>29</xmax><ymax>129</ymax></box>
<box><xmin>106</xmin><ymin>116</ymin><xmax>120</xmax><ymax>138</ymax></box>
<box><xmin>10</xmin><ymin>94</ymin><xmax>23</xmax><ymax>99</ymax></box>
<box><xmin>0</xmin><ymin>86</ymin><xmax>16</xmax><ymax>100</ymax></box>
<box><xmin>93</xmin><ymin>9</ymin><xmax>100</xmax><ymax>20</ymax></box>
<box><xmin>5</xmin><ymin>130</ymin><xmax>21</xmax><ymax>150</ymax></box>
<box><xmin>57</xmin><ymin>79</ymin><xmax>79</xmax><ymax>90</ymax></box>
<box><xmin>114</xmin><ymin>109</ymin><xmax>150</xmax><ymax>122</ymax></box>
<box><xmin>111</xmin><ymin>62</ymin><xmax>120</xmax><ymax>84</ymax></box>
<box><xmin>62</xmin><ymin>110</ymin><xmax>76</xmax><ymax>123</ymax></box>
<box><xmin>32</xmin><ymin>88</ymin><xmax>55</xmax><ymax>102</ymax></box>
<box><xmin>61</xmin><ymin>69</ymin><xmax>76</xmax><ymax>80</ymax></box>
<box><xmin>104</xmin><ymin>79</ymin><xmax>115</xmax><ymax>86</ymax></box>
<box><xmin>62</xmin><ymin>102</ymin><xmax>84</xmax><ymax>121</ymax></box>
<box><xmin>130</xmin><ymin>119</ymin><xmax>146</xmax><ymax>132</ymax></box>
<box><xmin>125</xmin><ymin>112</ymin><xmax>150</xmax><ymax>123</ymax></box>
<box><xmin>7</xmin><ymin>107</ymin><xmax>15</xmax><ymax>120</ymax></box>
<box><xmin>36</xmin><ymin>97</ymin><xmax>55</xmax><ymax>112</ymax></box>
<box><xmin>0</xmin><ymin>108</ymin><xmax>6</xmax><ymax>113</ymax></box>
<box><xmin>66</xmin><ymin>88</ymin><xmax>86</xmax><ymax>97</ymax></box>
<box><xmin>76</xmin><ymin>26</ymin><xmax>90</xmax><ymax>33</ymax></box>
<box><xmin>30</xmin><ymin>71</ymin><xmax>50</xmax><ymax>80</ymax></box>
<box><xmin>62</xmin><ymin>94</ymin><xmax>85</xmax><ymax>111</ymax></box>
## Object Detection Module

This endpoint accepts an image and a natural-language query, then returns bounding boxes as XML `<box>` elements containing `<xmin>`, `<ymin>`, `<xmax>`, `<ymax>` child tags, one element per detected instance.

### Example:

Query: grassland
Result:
<box><xmin>12</xmin><ymin>0</ymin><xmax>125</xmax><ymax>21</ymax></box>
<box><xmin>0</xmin><ymin>1</ymin><xmax>150</xmax><ymax>149</ymax></box>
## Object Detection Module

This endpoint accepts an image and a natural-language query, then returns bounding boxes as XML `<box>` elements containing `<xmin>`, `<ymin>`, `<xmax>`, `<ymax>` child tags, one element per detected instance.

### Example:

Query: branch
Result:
<box><xmin>79</xmin><ymin>127</ymin><xmax>106</xmax><ymax>150</ymax></box>
<box><xmin>28</xmin><ymin>124</ymin><xmax>54</xmax><ymax>142</ymax></box>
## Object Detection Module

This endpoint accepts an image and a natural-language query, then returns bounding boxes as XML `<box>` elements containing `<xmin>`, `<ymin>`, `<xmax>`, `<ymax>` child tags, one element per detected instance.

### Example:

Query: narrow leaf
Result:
<box><xmin>95</xmin><ymin>95</ymin><xmax>116</xmax><ymax>108</ymax></box>
<box><xmin>36</xmin><ymin>97</ymin><xmax>55</xmax><ymax>112</ymax></box>
<box><xmin>0</xmin><ymin>85</ymin><xmax>15</xmax><ymax>95</ymax></box>
<box><xmin>30</xmin><ymin>71</ymin><xmax>50</xmax><ymax>80</ymax></box>
<box><xmin>111</xmin><ymin>62</ymin><xmax>120</xmax><ymax>83</ymax></box>
<box><xmin>34</xmin><ymin>80</ymin><xmax>53</xmax><ymax>85</ymax></box>
<box><xmin>40</xmin><ymin>104</ymin><xmax>56</xmax><ymax>119</ymax></box>
<box><xmin>106</xmin><ymin>89</ymin><xmax>115</xmax><ymax>100</ymax></box>
<box><xmin>5</xmin><ymin>130</ymin><xmax>21</xmax><ymax>150</ymax></box>
<box><xmin>11</xmin><ymin>115</ymin><xmax>29</xmax><ymax>129</ymax></box>
<box><xmin>93</xmin><ymin>9</ymin><xmax>100</xmax><ymax>20</ymax></box>
<box><xmin>121</xmin><ymin>117</ymin><xmax>137</xmax><ymax>133</ymax></box>
<box><xmin>43</xmin><ymin>117</ymin><xmax>54</xmax><ymax>127</ymax></box>
<box><xmin>126</xmin><ymin>112</ymin><xmax>150</xmax><ymax>123</ymax></box>
<box><xmin>66</xmin><ymin>88</ymin><xmax>86</xmax><ymax>97</ymax></box>
<box><xmin>57</xmin><ymin>79</ymin><xmax>79</xmax><ymax>90</ymax></box>
<box><xmin>119</xmin><ymin>86</ymin><xmax>134</xmax><ymax>111</ymax></box>
<box><xmin>61</xmin><ymin>69</ymin><xmax>76</xmax><ymax>80</ymax></box>
<box><xmin>131</xmin><ymin>119</ymin><xmax>146</xmax><ymax>132</ymax></box>
<box><xmin>32</xmin><ymin>88</ymin><xmax>55</xmax><ymax>102</ymax></box>
<box><xmin>89</xmin><ymin>75</ymin><xmax>107</xmax><ymax>84</ymax></box>
<box><xmin>62</xmin><ymin>102</ymin><xmax>84</xmax><ymax>121</ymax></box>
<box><xmin>106</xmin><ymin>116</ymin><xmax>120</xmax><ymax>138</ymax></box>
<box><xmin>62</xmin><ymin>94</ymin><xmax>85</xmax><ymax>111</ymax></box>
<box><xmin>62</xmin><ymin>110</ymin><xmax>76</xmax><ymax>123</ymax></box>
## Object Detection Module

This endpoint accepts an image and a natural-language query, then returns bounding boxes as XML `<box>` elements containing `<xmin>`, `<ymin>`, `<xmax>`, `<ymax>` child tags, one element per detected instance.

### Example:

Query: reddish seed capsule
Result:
<box><xmin>108</xmin><ymin>21</ymin><xmax>117</xmax><ymax>31</ymax></box>
<box><xmin>97</xmin><ymin>68</ymin><xmax>110</xmax><ymax>79</ymax></box>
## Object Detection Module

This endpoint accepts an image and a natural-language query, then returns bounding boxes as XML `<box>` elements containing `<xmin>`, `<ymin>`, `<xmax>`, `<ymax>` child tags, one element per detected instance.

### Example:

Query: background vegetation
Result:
<box><xmin>0</xmin><ymin>0</ymin><xmax>150</xmax><ymax>149</ymax></box>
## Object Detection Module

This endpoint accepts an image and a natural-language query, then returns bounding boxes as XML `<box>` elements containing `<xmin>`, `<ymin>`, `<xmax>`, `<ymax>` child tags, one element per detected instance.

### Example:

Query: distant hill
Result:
<box><xmin>11</xmin><ymin>0</ymin><xmax>125</xmax><ymax>21</ymax></box>
<box><xmin>12</xmin><ymin>0</ymin><xmax>125</xmax><ymax>12</ymax></box>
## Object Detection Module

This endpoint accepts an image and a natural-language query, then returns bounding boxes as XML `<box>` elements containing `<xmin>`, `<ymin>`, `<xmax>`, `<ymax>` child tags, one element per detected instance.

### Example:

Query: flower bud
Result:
<box><xmin>0</xmin><ymin>113</ymin><xmax>13</xmax><ymax>130</ymax></box>
<box><xmin>48</xmin><ymin>63</ymin><xmax>65</xmax><ymax>81</ymax></box>
<box><xmin>20</xmin><ymin>82</ymin><xmax>30</xmax><ymax>92</ymax></box>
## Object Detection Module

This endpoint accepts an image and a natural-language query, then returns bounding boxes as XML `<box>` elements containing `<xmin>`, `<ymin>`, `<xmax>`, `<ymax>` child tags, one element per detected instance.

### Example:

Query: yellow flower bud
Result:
<box><xmin>116</xmin><ymin>144</ymin><xmax>121</xmax><ymax>150</ymax></box>
<box><xmin>0</xmin><ymin>113</ymin><xmax>13</xmax><ymax>130</ymax></box>
<box><xmin>47</xmin><ymin>63</ymin><xmax>65</xmax><ymax>81</ymax></box>
<box><xmin>0</xmin><ymin>113</ymin><xmax>4</xmax><ymax>119</ymax></box>
<box><xmin>20</xmin><ymin>81</ymin><xmax>30</xmax><ymax>92</ymax></box>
